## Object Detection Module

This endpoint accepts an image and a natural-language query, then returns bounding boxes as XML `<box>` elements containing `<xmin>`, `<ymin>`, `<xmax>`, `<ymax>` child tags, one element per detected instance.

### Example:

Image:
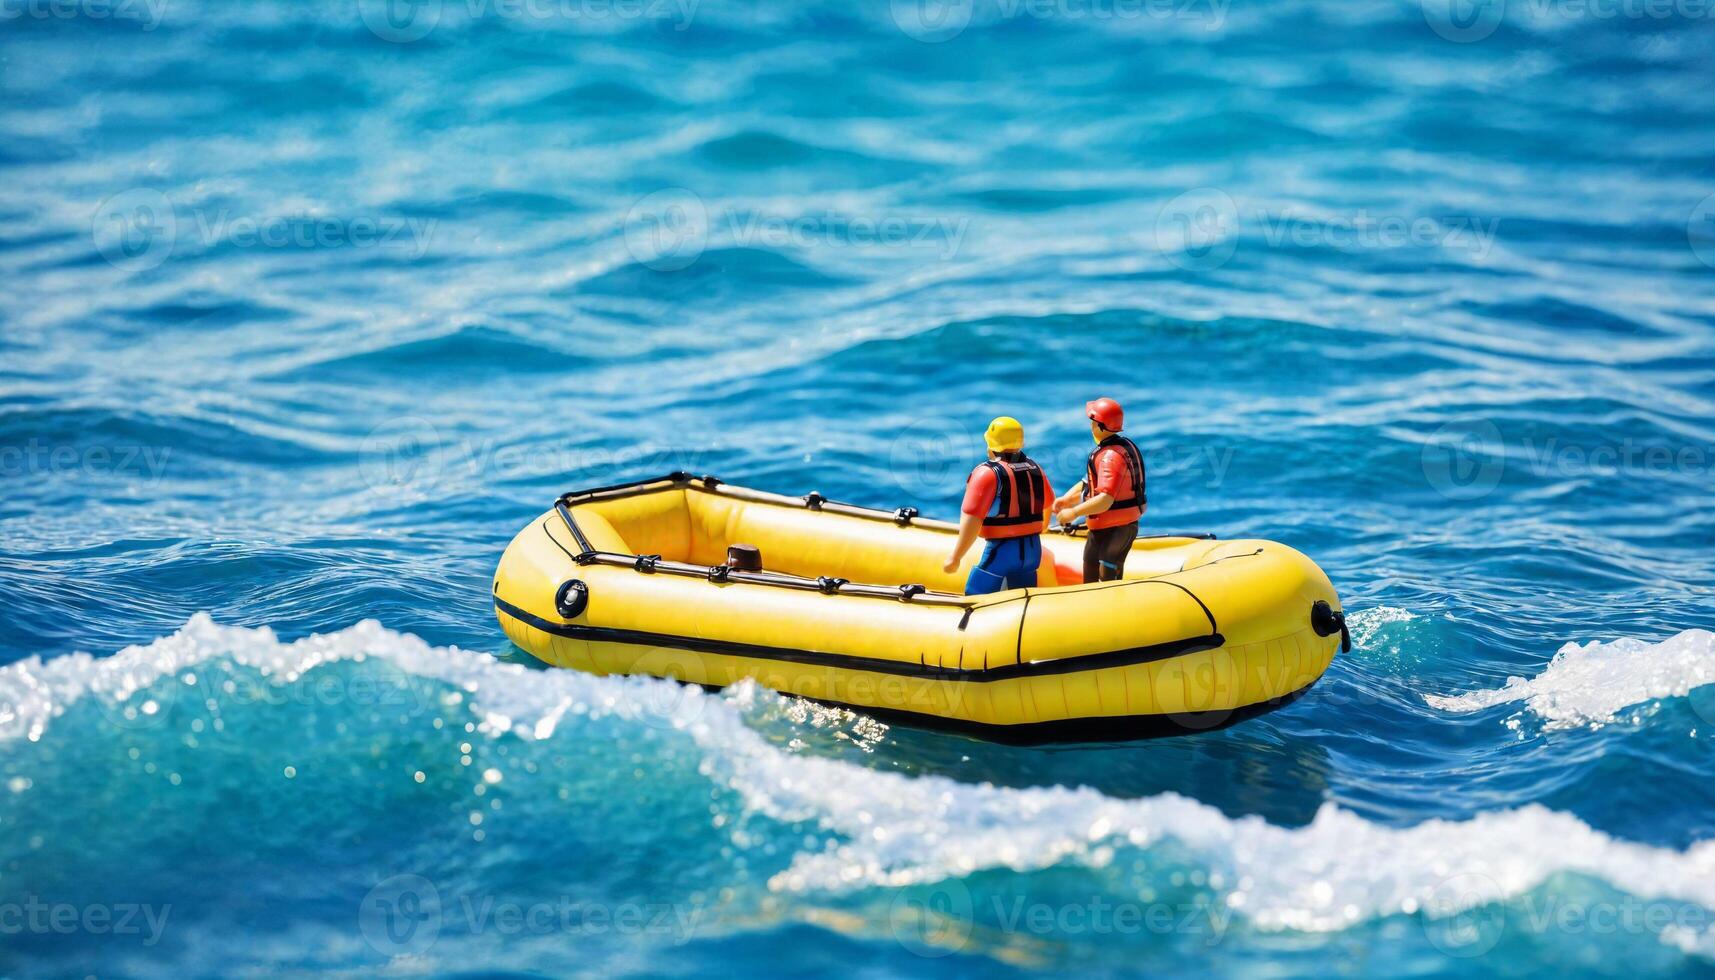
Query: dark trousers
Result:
<box><xmin>1082</xmin><ymin>521</ymin><xmax>1138</xmax><ymax>583</ymax></box>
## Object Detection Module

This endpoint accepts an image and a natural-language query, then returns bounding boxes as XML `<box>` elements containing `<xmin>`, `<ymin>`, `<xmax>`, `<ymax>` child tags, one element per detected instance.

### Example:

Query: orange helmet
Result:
<box><xmin>1086</xmin><ymin>397</ymin><xmax>1124</xmax><ymax>432</ymax></box>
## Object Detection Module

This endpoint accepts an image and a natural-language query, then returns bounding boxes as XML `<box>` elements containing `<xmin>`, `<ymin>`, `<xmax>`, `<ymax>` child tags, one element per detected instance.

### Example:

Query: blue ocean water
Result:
<box><xmin>4</xmin><ymin>0</ymin><xmax>1715</xmax><ymax>974</ymax></box>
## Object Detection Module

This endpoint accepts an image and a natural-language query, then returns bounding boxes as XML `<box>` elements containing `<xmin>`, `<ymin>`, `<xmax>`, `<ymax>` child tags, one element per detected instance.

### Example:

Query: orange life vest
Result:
<box><xmin>979</xmin><ymin>455</ymin><xmax>1047</xmax><ymax>540</ymax></box>
<box><xmin>1084</xmin><ymin>436</ymin><xmax>1146</xmax><ymax>525</ymax></box>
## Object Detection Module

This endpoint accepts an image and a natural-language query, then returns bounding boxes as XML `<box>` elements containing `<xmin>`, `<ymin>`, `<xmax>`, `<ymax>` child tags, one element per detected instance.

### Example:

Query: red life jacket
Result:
<box><xmin>1084</xmin><ymin>436</ymin><xmax>1146</xmax><ymax>518</ymax></box>
<box><xmin>979</xmin><ymin>455</ymin><xmax>1047</xmax><ymax>539</ymax></box>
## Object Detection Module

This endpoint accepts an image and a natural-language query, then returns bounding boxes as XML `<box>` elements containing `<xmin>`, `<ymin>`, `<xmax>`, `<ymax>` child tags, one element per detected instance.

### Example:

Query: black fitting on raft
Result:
<box><xmin>699</xmin><ymin>475</ymin><xmax>723</xmax><ymax>489</ymax></box>
<box><xmin>817</xmin><ymin>576</ymin><xmax>848</xmax><ymax>594</ymax></box>
<box><xmin>1311</xmin><ymin>600</ymin><xmax>1351</xmax><ymax>653</ymax></box>
<box><xmin>555</xmin><ymin>579</ymin><xmax>589</xmax><ymax>619</ymax></box>
<box><xmin>803</xmin><ymin>491</ymin><xmax>826</xmax><ymax>511</ymax></box>
<box><xmin>573</xmin><ymin>551</ymin><xmax>600</xmax><ymax>566</ymax></box>
<box><xmin>707</xmin><ymin>564</ymin><xmax>731</xmax><ymax>583</ymax></box>
<box><xmin>634</xmin><ymin>554</ymin><xmax>662</xmax><ymax>573</ymax></box>
<box><xmin>666</xmin><ymin>471</ymin><xmax>691</xmax><ymax>483</ymax></box>
<box><xmin>898</xmin><ymin>584</ymin><xmax>927</xmax><ymax>601</ymax></box>
<box><xmin>893</xmin><ymin>506</ymin><xmax>919</xmax><ymax>526</ymax></box>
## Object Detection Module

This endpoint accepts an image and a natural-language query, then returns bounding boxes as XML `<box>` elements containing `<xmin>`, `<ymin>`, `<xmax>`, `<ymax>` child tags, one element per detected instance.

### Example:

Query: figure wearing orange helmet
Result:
<box><xmin>1052</xmin><ymin>397</ymin><xmax>1146</xmax><ymax>583</ymax></box>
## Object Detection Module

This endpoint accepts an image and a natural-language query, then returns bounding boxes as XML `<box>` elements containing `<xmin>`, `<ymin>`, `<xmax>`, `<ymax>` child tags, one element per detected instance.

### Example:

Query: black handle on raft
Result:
<box><xmin>1311</xmin><ymin>600</ymin><xmax>1351</xmax><ymax>653</ymax></box>
<box><xmin>893</xmin><ymin>506</ymin><xmax>919</xmax><ymax>526</ymax></box>
<box><xmin>817</xmin><ymin>576</ymin><xmax>848</xmax><ymax>594</ymax></box>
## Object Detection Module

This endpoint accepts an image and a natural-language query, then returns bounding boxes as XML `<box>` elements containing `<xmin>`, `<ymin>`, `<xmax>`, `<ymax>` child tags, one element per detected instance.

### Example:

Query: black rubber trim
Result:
<box><xmin>1151</xmin><ymin>580</ymin><xmax>1218</xmax><ymax>633</ymax></box>
<box><xmin>804</xmin><ymin>678</ymin><xmax>1321</xmax><ymax>746</ymax></box>
<box><xmin>602</xmin><ymin>678</ymin><xmax>1317</xmax><ymax>745</ymax></box>
<box><xmin>542</xmin><ymin>518</ymin><xmax>580</xmax><ymax>561</ymax></box>
<box><xmin>494</xmin><ymin>595</ymin><xmax>1224</xmax><ymax>683</ymax></box>
<box><xmin>1006</xmin><ymin>574</ymin><xmax>1220</xmax><ymax>634</ymax></box>
<box><xmin>1178</xmin><ymin>547</ymin><xmax>1264</xmax><ymax>573</ymax></box>
<box><xmin>1015</xmin><ymin>592</ymin><xmax>1032</xmax><ymax>665</ymax></box>
<box><xmin>1139</xmin><ymin>531</ymin><xmax>1217</xmax><ymax>541</ymax></box>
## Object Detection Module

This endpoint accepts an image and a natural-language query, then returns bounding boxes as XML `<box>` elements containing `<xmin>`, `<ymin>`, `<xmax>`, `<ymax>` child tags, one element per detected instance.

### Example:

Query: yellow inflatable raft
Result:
<box><xmin>493</xmin><ymin>473</ymin><xmax>1347</xmax><ymax>743</ymax></box>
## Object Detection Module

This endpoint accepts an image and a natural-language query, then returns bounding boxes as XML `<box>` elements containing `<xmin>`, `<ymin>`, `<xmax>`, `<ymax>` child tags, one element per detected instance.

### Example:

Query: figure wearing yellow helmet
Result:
<box><xmin>943</xmin><ymin>416</ymin><xmax>1055</xmax><ymax>595</ymax></box>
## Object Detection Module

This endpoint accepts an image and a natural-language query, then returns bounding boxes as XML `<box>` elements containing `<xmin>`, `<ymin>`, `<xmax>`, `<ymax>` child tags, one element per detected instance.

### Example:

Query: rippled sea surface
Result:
<box><xmin>4</xmin><ymin>0</ymin><xmax>1715</xmax><ymax>975</ymax></box>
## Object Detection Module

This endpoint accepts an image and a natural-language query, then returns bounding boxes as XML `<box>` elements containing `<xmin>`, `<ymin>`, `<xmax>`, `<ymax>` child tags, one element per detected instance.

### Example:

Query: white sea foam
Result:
<box><xmin>1346</xmin><ymin>605</ymin><xmax>1417</xmax><ymax>649</ymax></box>
<box><xmin>4</xmin><ymin>617</ymin><xmax>1715</xmax><ymax>945</ymax></box>
<box><xmin>1425</xmin><ymin>629</ymin><xmax>1715</xmax><ymax>730</ymax></box>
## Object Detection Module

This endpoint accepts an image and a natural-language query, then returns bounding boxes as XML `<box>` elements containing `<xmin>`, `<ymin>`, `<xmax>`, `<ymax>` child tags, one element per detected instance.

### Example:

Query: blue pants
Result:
<box><xmin>965</xmin><ymin>535</ymin><xmax>1042</xmax><ymax>595</ymax></box>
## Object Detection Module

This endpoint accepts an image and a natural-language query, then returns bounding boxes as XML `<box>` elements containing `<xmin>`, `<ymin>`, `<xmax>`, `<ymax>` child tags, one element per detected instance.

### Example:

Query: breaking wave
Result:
<box><xmin>1425</xmin><ymin>629</ymin><xmax>1715</xmax><ymax>731</ymax></box>
<box><xmin>5</xmin><ymin>617</ymin><xmax>1714</xmax><ymax>949</ymax></box>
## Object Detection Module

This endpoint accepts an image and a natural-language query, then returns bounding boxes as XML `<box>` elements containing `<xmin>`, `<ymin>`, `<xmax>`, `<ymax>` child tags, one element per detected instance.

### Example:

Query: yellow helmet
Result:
<box><xmin>984</xmin><ymin>416</ymin><xmax>1025</xmax><ymax>453</ymax></box>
